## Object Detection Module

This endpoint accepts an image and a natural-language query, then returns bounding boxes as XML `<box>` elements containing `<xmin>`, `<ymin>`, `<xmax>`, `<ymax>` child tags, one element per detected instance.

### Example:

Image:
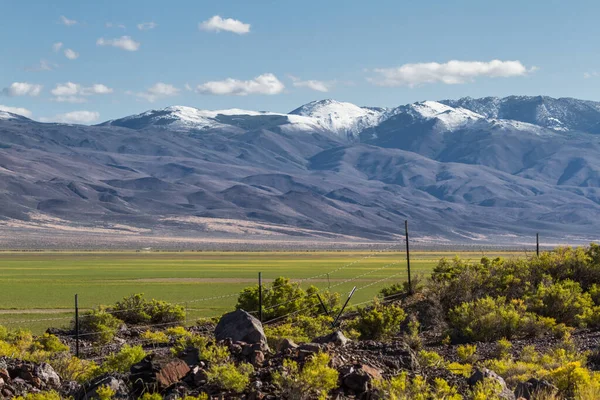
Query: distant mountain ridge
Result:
<box><xmin>2</xmin><ymin>95</ymin><xmax>600</xmax><ymax>245</ymax></box>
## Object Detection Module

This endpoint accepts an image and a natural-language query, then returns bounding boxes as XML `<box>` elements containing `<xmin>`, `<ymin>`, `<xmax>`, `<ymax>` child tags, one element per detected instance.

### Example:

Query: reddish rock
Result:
<box><xmin>156</xmin><ymin>359</ymin><xmax>191</xmax><ymax>389</ymax></box>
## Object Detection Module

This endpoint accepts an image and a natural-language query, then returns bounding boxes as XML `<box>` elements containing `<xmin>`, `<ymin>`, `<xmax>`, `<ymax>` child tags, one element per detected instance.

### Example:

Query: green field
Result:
<box><xmin>0</xmin><ymin>250</ymin><xmax>523</xmax><ymax>333</ymax></box>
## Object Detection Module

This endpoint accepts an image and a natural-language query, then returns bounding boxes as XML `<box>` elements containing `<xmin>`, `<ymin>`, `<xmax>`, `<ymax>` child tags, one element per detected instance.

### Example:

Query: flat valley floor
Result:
<box><xmin>0</xmin><ymin>250</ymin><xmax>527</xmax><ymax>333</ymax></box>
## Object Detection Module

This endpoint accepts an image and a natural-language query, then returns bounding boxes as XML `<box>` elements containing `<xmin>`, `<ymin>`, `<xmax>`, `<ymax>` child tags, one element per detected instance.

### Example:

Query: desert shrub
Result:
<box><xmin>448</xmin><ymin>296</ymin><xmax>557</xmax><ymax>342</ymax></box>
<box><xmin>96</xmin><ymin>385</ymin><xmax>115</xmax><ymax>400</ymax></box>
<box><xmin>0</xmin><ymin>325</ymin><xmax>7</xmax><ymax>340</ymax></box>
<box><xmin>493</xmin><ymin>338</ymin><xmax>512</xmax><ymax>360</ymax></box>
<box><xmin>109</xmin><ymin>293</ymin><xmax>185</xmax><ymax>326</ymax></box>
<box><xmin>170</xmin><ymin>332</ymin><xmax>230</xmax><ymax>364</ymax></box>
<box><xmin>182</xmin><ymin>395</ymin><xmax>209</xmax><ymax>400</ymax></box>
<box><xmin>141</xmin><ymin>330</ymin><xmax>169</xmax><ymax>344</ymax></box>
<box><xmin>207</xmin><ymin>362</ymin><xmax>254</xmax><ymax>393</ymax></box>
<box><xmin>456</xmin><ymin>344</ymin><xmax>477</xmax><ymax>364</ymax></box>
<box><xmin>32</xmin><ymin>333</ymin><xmax>69</xmax><ymax>353</ymax></box>
<box><xmin>201</xmin><ymin>343</ymin><xmax>231</xmax><ymax>365</ymax></box>
<box><xmin>403</xmin><ymin>315</ymin><xmax>422</xmax><ymax>350</ymax></box>
<box><xmin>547</xmin><ymin>361</ymin><xmax>592</xmax><ymax>398</ymax></box>
<box><xmin>349</xmin><ymin>299</ymin><xmax>406</xmax><ymax>340</ymax></box>
<box><xmin>264</xmin><ymin>315</ymin><xmax>333</xmax><ymax>348</ymax></box>
<box><xmin>165</xmin><ymin>326</ymin><xmax>191</xmax><ymax>338</ymax></box>
<box><xmin>13</xmin><ymin>391</ymin><xmax>63</xmax><ymax>400</ymax></box>
<box><xmin>78</xmin><ymin>308</ymin><xmax>122</xmax><ymax>344</ymax></box>
<box><xmin>589</xmin><ymin>284</ymin><xmax>600</xmax><ymax>305</ymax></box>
<box><xmin>49</xmin><ymin>354</ymin><xmax>99</xmax><ymax>382</ymax></box>
<box><xmin>469</xmin><ymin>378</ymin><xmax>504</xmax><ymax>400</ymax></box>
<box><xmin>417</xmin><ymin>349</ymin><xmax>445</xmax><ymax>368</ymax></box>
<box><xmin>140</xmin><ymin>394</ymin><xmax>162</xmax><ymax>400</ymax></box>
<box><xmin>379</xmin><ymin>275</ymin><xmax>425</xmax><ymax>299</ymax></box>
<box><xmin>171</xmin><ymin>332</ymin><xmax>209</xmax><ymax>356</ymax></box>
<box><xmin>483</xmin><ymin>338</ymin><xmax>587</xmax><ymax>388</ymax></box>
<box><xmin>100</xmin><ymin>344</ymin><xmax>146</xmax><ymax>373</ymax></box>
<box><xmin>273</xmin><ymin>352</ymin><xmax>338</xmax><ymax>400</ymax></box>
<box><xmin>236</xmin><ymin>277</ymin><xmax>340</xmax><ymax>320</ymax></box>
<box><xmin>373</xmin><ymin>372</ymin><xmax>462</xmax><ymax>400</ymax></box>
<box><xmin>0</xmin><ymin>329</ymin><xmax>69</xmax><ymax>362</ymax></box>
<box><xmin>527</xmin><ymin>280</ymin><xmax>594</xmax><ymax>327</ymax></box>
<box><xmin>446</xmin><ymin>362</ymin><xmax>472</xmax><ymax>377</ymax></box>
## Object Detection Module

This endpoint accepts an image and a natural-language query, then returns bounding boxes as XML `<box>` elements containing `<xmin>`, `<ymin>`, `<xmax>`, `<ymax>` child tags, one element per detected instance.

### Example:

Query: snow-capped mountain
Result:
<box><xmin>289</xmin><ymin>99</ymin><xmax>387</xmax><ymax>139</ymax></box>
<box><xmin>441</xmin><ymin>96</ymin><xmax>600</xmax><ymax>133</ymax></box>
<box><xmin>0</xmin><ymin>110</ymin><xmax>30</xmax><ymax>121</ymax></box>
<box><xmin>3</xmin><ymin>95</ymin><xmax>600</xmax><ymax>245</ymax></box>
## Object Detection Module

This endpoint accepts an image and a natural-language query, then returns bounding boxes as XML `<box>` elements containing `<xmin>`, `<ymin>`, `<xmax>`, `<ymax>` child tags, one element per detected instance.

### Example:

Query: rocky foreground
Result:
<box><xmin>3</xmin><ymin>308</ymin><xmax>600</xmax><ymax>400</ymax></box>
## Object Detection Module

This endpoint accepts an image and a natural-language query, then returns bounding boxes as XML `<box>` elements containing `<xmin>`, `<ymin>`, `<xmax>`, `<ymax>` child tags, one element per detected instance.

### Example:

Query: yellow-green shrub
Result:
<box><xmin>96</xmin><ymin>385</ymin><xmax>115</xmax><ymax>400</ymax></box>
<box><xmin>373</xmin><ymin>371</ymin><xmax>462</xmax><ymax>400</ymax></box>
<box><xmin>272</xmin><ymin>352</ymin><xmax>338</xmax><ymax>400</ymax></box>
<box><xmin>207</xmin><ymin>362</ymin><xmax>254</xmax><ymax>393</ymax></box>
<box><xmin>78</xmin><ymin>308</ymin><xmax>121</xmax><ymax>344</ymax></box>
<box><xmin>13</xmin><ymin>391</ymin><xmax>62</xmax><ymax>400</ymax></box>
<box><xmin>527</xmin><ymin>280</ymin><xmax>595</xmax><ymax>327</ymax></box>
<box><xmin>448</xmin><ymin>296</ymin><xmax>556</xmax><ymax>342</ymax></box>
<box><xmin>349</xmin><ymin>299</ymin><xmax>406</xmax><ymax>340</ymax></box>
<box><xmin>49</xmin><ymin>354</ymin><xmax>99</xmax><ymax>383</ymax></box>
<box><xmin>100</xmin><ymin>344</ymin><xmax>146</xmax><ymax>373</ymax></box>
<box><xmin>141</xmin><ymin>330</ymin><xmax>169</xmax><ymax>344</ymax></box>
<box><xmin>456</xmin><ymin>344</ymin><xmax>477</xmax><ymax>363</ymax></box>
<box><xmin>264</xmin><ymin>315</ymin><xmax>333</xmax><ymax>348</ymax></box>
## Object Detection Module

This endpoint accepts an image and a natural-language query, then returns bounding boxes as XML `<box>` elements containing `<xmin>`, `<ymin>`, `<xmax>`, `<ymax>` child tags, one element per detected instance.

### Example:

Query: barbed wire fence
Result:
<box><xmin>0</xmin><ymin>227</ymin><xmax>547</xmax><ymax>360</ymax></box>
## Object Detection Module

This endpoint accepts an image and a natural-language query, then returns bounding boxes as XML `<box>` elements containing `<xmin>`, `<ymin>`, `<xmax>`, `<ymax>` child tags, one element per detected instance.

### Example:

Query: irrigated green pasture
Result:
<box><xmin>0</xmin><ymin>251</ymin><xmax>522</xmax><ymax>333</ymax></box>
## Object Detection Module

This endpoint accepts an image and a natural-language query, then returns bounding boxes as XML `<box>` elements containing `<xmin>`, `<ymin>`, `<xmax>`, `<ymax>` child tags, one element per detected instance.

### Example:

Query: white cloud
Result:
<box><xmin>40</xmin><ymin>111</ymin><xmax>100</xmax><ymax>124</ymax></box>
<box><xmin>1</xmin><ymin>82</ymin><xmax>43</xmax><ymax>97</ymax></box>
<box><xmin>134</xmin><ymin>83</ymin><xmax>180</xmax><ymax>102</ymax></box>
<box><xmin>64</xmin><ymin>48</ymin><xmax>79</xmax><ymax>60</ymax></box>
<box><xmin>0</xmin><ymin>105</ymin><xmax>33</xmax><ymax>118</ymax></box>
<box><xmin>50</xmin><ymin>82</ymin><xmax>113</xmax><ymax>103</ymax></box>
<box><xmin>196</xmin><ymin>73</ymin><xmax>284</xmax><ymax>96</ymax></box>
<box><xmin>368</xmin><ymin>60</ymin><xmax>536</xmax><ymax>87</ymax></box>
<box><xmin>137</xmin><ymin>22</ymin><xmax>158</xmax><ymax>31</ymax></box>
<box><xmin>60</xmin><ymin>15</ymin><xmax>77</xmax><ymax>26</ymax></box>
<box><xmin>289</xmin><ymin>75</ymin><xmax>332</xmax><ymax>92</ymax></box>
<box><xmin>26</xmin><ymin>60</ymin><xmax>57</xmax><ymax>72</ymax></box>
<box><xmin>584</xmin><ymin>71</ymin><xmax>599</xmax><ymax>79</ymax></box>
<box><xmin>199</xmin><ymin>15</ymin><xmax>250</xmax><ymax>34</ymax></box>
<box><xmin>106</xmin><ymin>22</ymin><xmax>126</xmax><ymax>29</ymax></box>
<box><xmin>53</xmin><ymin>42</ymin><xmax>63</xmax><ymax>52</ymax></box>
<box><xmin>96</xmin><ymin>36</ymin><xmax>140</xmax><ymax>51</ymax></box>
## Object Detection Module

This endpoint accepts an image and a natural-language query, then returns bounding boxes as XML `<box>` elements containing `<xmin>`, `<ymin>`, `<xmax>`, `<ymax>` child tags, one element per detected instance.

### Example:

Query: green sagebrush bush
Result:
<box><xmin>272</xmin><ymin>352</ymin><xmax>338</xmax><ymax>400</ymax></box>
<box><xmin>526</xmin><ymin>279</ymin><xmax>597</xmax><ymax>327</ymax></box>
<box><xmin>100</xmin><ymin>344</ymin><xmax>147</xmax><ymax>373</ymax></box>
<box><xmin>373</xmin><ymin>371</ymin><xmax>462</xmax><ymax>400</ymax></box>
<box><xmin>207</xmin><ymin>362</ymin><xmax>254</xmax><ymax>393</ymax></box>
<box><xmin>13</xmin><ymin>391</ymin><xmax>63</xmax><ymax>400</ymax></box>
<box><xmin>349</xmin><ymin>299</ymin><xmax>406</xmax><ymax>340</ymax></box>
<box><xmin>49</xmin><ymin>354</ymin><xmax>99</xmax><ymax>383</ymax></box>
<box><xmin>0</xmin><ymin>328</ymin><xmax>69</xmax><ymax>363</ymax></box>
<box><xmin>236</xmin><ymin>277</ymin><xmax>340</xmax><ymax>321</ymax></box>
<box><xmin>448</xmin><ymin>296</ymin><xmax>564</xmax><ymax>342</ymax></box>
<box><xmin>109</xmin><ymin>293</ymin><xmax>185</xmax><ymax>325</ymax></box>
<box><xmin>264</xmin><ymin>315</ymin><xmax>333</xmax><ymax>349</ymax></box>
<box><xmin>78</xmin><ymin>308</ymin><xmax>122</xmax><ymax>344</ymax></box>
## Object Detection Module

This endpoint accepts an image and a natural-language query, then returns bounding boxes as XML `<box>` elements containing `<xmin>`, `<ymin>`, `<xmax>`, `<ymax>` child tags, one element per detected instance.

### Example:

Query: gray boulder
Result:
<box><xmin>313</xmin><ymin>331</ymin><xmax>350</xmax><ymax>346</ymax></box>
<box><xmin>215</xmin><ymin>310</ymin><xmax>269</xmax><ymax>351</ymax></box>
<box><xmin>76</xmin><ymin>374</ymin><xmax>129</xmax><ymax>400</ymax></box>
<box><xmin>514</xmin><ymin>378</ymin><xmax>558</xmax><ymax>399</ymax></box>
<box><xmin>468</xmin><ymin>368</ymin><xmax>515</xmax><ymax>400</ymax></box>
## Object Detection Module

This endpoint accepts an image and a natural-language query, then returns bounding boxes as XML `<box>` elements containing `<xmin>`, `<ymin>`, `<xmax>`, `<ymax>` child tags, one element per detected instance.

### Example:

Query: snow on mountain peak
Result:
<box><xmin>289</xmin><ymin>99</ymin><xmax>386</xmax><ymax>138</ymax></box>
<box><xmin>405</xmin><ymin>101</ymin><xmax>483</xmax><ymax>131</ymax></box>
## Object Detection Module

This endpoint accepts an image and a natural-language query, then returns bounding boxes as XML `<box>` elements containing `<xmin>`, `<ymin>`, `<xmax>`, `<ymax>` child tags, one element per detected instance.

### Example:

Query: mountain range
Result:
<box><xmin>2</xmin><ymin>95</ymin><xmax>600</xmax><ymax>246</ymax></box>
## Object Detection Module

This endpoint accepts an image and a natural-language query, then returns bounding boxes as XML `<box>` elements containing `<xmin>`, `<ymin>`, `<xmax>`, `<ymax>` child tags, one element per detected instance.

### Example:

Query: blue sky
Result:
<box><xmin>1</xmin><ymin>0</ymin><xmax>599</xmax><ymax>123</ymax></box>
